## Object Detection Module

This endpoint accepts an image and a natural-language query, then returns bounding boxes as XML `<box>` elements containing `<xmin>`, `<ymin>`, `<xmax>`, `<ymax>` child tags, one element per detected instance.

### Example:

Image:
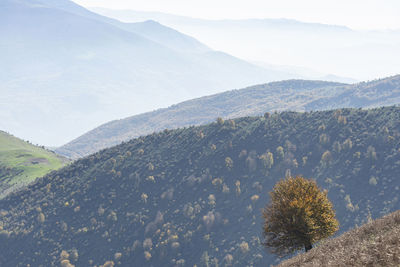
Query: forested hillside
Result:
<box><xmin>0</xmin><ymin>131</ymin><xmax>69</xmax><ymax>198</ymax></box>
<box><xmin>57</xmin><ymin>75</ymin><xmax>400</xmax><ymax>158</ymax></box>
<box><xmin>1</xmin><ymin>107</ymin><xmax>400</xmax><ymax>266</ymax></box>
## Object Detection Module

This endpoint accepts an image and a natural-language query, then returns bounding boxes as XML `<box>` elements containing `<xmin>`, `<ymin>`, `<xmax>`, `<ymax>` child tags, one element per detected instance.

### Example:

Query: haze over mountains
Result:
<box><xmin>1</xmin><ymin>1</ymin><xmax>400</xmax><ymax>265</ymax></box>
<box><xmin>57</xmin><ymin>75</ymin><xmax>400</xmax><ymax>158</ymax></box>
<box><xmin>91</xmin><ymin>8</ymin><xmax>400</xmax><ymax>81</ymax></box>
<box><xmin>1</xmin><ymin>0</ymin><xmax>302</xmax><ymax>147</ymax></box>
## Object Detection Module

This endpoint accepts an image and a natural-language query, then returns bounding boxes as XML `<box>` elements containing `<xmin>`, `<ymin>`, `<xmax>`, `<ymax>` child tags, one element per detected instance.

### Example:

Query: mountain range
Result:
<box><xmin>1</xmin><ymin>106</ymin><xmax>399</xmax><ymax>266</ymax></box>
<box><xmin>0</xmin><ymin>0</ymin><xmax>300</xmax><ymax>147</ymax></box>
<box><xmin>1</xmin><ymin>1</ymin><xmax>399</xmax><ymax>266</ymax></box>
<box><xmin>57</xmin><ymin>75</ymin><xmax>400</xmax><ymax>158</ymax></box>
<box><xmin>91</xmin><ymin>7</ymin><xmax>400</xmax><ymax>81</ymax></box>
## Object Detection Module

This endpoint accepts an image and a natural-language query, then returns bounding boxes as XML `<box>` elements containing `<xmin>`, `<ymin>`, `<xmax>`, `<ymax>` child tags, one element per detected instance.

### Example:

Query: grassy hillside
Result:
<box><xmin>57</xmin><ymin>74</ymin><xmax>400</xmax><ymax>158</ymax></box>
<box><xmin>0</xmin><ymin>131</ymin><xmax>68</xmax><ymax>198</ymax></box>
<box><xmin>278</xmin><ymin>210</ymin><xmax>400</xmax><ymax>266</ymax></box>
<box><xmin>1</xmin><ymin>107</ymin><xmax>400</xmax><ymax>266</ymax></box>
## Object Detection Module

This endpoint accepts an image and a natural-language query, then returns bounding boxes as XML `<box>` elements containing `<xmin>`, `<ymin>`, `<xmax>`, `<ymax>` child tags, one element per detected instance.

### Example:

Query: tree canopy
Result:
<box><xmin>263</xmin><ymin>176</ymin><xmax>339</xmax><ymax>256</ymax></box>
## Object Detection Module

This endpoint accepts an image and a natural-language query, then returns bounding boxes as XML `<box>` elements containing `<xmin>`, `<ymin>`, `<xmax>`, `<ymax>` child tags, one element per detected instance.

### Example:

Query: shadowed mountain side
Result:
<box><xmin>58</xmin><ymin>75</ymin><xmax>400</xmax><ymax>159</ymax></box>
<box><xmin>1</xmin><ymin>107</ymin><xmax>400</xmax><ymax>266</ymax></box>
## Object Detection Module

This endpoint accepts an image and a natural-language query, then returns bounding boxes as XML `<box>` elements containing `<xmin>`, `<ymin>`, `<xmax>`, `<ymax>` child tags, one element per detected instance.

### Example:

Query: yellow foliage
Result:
<box><xmin>260</xmin><ymin>152</ymin><xmax>274</xmax><ymax>169</ymax></box>
<box><xmin>114</xmin><ymin>252</ymin><xmax>122</xmax><ymax>261</ymax></box>
<box><xmin>141</xmin><ymin>193</ymin><xmax>148</xmax><ymax>203</ymax></box>
<box><xmin>60</xmin><ymin>250</ymin><xmax>69</xmax><ymax>260</ymax></box>
<box><xmin>263</xmin><ymin>176</ymin><xmax>339</xmax><ymax>256</ymax></box>
<box><xmin>225</xmin><ymin>157</ymin><xmax>234</xmax><ymax>170</ymax></box>
<box><xmin>146</xmin><ymin>176</ymin><xmax>155</xmax><ymax>182</ymax></box>
<box><xmin>170</xmin><ymin>234</ymin><xmax>179</xmax><ymax>241</ymax></box>
<box><xmin>239</xmin><ymin>241</ymin><xmax>249</xmax><ymax>253</ymax></box>
<box><xmin>101</xmin><ymin>261</ymin><xmax>115</xmax><ymax>267</ymax></box>
<box><xmin>337</xmin><ymin>115</ymin><xmax>347</xmax><ymax>124</ymax></box>
<box><xmin>144</xmin><ymin>251</ymin><xmax>152</xmax><ymax>261</ymax></box>
<box><xmin>212</xmin><ymin>178</ymin><xmax>223</xmax><ymax>187</ymax></box>
<box><xmin>321</xmin><ymin>150</ymin><xmax>332</xmax><ymax>166</ymax></box>
<box><xmin>37</xmin><ymin>213</ymin><xmax>45</xmax><ymax>223</ymax></box>
<box><xmin>222</xmin><ymin>183</ymin><xmax>230</xmax><ymax>193</ymax></box>
<box><xmin>235</xmin><ymin>181</ymin><xmax>241</xmax><ymax>196</ymax></box>
<box><xmin>208</xmin><ymin>194</ymin><xmax>216</xmax><ymax>206</ymax></box>
<box><xmin>216</xmin><ymin>117</ymin><xmax>224</xmax><ymax>125</ymax></box>
<box><xmin>60</xmin><ymin>259</ymin><xmax>74</xmax><ymax>267</ymax></box>
<box><xmin>251</xmin><ymin>195</ymin><xmax>259</xmax><ymax>203</ymax></box>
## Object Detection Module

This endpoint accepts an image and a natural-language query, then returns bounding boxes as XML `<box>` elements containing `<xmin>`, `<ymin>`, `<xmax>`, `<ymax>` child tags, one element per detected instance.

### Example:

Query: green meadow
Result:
<box><xmin>0</xmin><ymin>131</ymin><xmax>69</xmax><ymax>197</ymax></box>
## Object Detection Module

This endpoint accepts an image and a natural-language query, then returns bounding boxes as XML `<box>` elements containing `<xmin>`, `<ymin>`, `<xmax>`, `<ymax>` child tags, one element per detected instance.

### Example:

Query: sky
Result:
<box><xmin>73</xmin><ymin>0</ymin><xmax>400</xmax><ymax>30</ymax></box>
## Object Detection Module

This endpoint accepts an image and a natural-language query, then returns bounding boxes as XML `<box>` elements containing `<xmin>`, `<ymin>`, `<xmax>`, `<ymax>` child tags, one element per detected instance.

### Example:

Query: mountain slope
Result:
<box><xmin>0</xmin><ymin>0</ymin><xmax>293</xmax><ymax>147</ymax></box>
<box><xmin>306</xmin><ymin>75</ymin><xmax>400</xmax><ymax>110</ymax></box>
<box><xmin>278</xmin><ymin>210</ymin><xmax>400</xmax><ymax>266</ymax></box>
<box><xmin>0</xmin><ymin>131</ymin><xmax>69</xmax><ymax>198</ymax></box>
<box><xmin>57</xmin><ymin>75</ymin><xmax>400</xmax><ymax>158</ymax></box>
<box><xmin>23</xmin><ymin>0</ymin><xmax>211</xmax><ymax>53</ymax></box>
<box><xmin>109</xmin><ymin>19</ymin><xmax>211</xmax><ymax>53</ymax></box>
<box><xmin>57</xmin><ymin>80</ymin><xmax>344</xmax><ymax>158</ymax></box>
<box><xmin>1</xmin><ymin>107</ymin><xmax>400</xmax><ymax>266</ymax></box>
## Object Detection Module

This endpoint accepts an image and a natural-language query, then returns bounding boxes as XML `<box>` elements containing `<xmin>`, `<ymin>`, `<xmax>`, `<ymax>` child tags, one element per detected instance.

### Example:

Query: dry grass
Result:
<box><xmin>278</xmin><ymin>210</ymin><xmax>400</xmax><ymax>267</ymax></box>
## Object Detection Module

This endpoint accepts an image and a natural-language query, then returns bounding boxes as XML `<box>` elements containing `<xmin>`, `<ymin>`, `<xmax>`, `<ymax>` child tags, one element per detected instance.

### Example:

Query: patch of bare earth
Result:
<box><xmin>24</xmin><ymin>158</ymin><xmax>49</xmax><ymax>166</ymax></box>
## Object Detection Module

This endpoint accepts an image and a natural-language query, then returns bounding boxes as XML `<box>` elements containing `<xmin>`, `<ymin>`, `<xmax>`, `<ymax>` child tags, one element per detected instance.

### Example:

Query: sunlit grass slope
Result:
<box><xmin>278</xmin><ymin>210</ymin><xmax>400</xmax><ymax>267</ymax></box>
<box><xmin>0</xmin><ymin>131</ymin><xmax>69</xmax><ymax>197</ymax></box>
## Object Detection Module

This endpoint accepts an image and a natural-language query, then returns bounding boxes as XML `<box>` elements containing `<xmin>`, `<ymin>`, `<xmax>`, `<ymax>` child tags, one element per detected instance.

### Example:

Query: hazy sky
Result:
<box><xmin>73</xmin><ymin>0</ymin><xmax>400</xmax><ymax>30</ymax></box>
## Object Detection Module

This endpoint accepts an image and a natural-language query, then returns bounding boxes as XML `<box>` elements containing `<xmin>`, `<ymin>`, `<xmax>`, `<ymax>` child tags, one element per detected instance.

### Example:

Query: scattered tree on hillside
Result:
<box><xmin>276</xmin><ymin>146</ymin><xmax>284</xmax><ymax>161</ymax></box>
<box><xmin>262</xmin><ymin>176</ymin><xmax>339</xmax><ymax>256</ymax></box>
<box><xmin>225</xmin><ymin>157</ymin><xmax>233</xmax><ymax>170</ymax></box>
<box><xmin>217</xmin><ymin>117</ymin><xmax>224</xmax><ymax>125</ymax></box>
<box><xmin>321</xmin><ymin>150</ymin><xmax>333</xmax><ymax>167</ymax></box>
<box><xmin>260</xmin><ymin>152</ymin><xmax>274</xmax><ymax>169</ymax></box>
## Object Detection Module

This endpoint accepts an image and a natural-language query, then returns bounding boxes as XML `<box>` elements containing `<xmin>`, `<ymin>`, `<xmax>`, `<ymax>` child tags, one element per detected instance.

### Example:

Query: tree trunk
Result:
<box><xmin>305</xmin><ymin>243</ymin><xmax>313</xmax><ymax>252</ymax></box>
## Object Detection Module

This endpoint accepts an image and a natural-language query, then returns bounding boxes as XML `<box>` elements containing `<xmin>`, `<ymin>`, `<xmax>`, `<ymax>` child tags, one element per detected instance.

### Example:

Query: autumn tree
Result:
<box><xmin>262</xmin><ymin>176</ymin><xmax>338</xmax><ymax>256</ymax></box>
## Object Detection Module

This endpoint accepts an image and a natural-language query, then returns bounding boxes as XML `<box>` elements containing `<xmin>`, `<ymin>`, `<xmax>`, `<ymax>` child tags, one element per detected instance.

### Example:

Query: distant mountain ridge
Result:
<box><xmin>91</xmin><ymin>7</ymin><xmax>400</xmax><ymax>81</ymax></box>
<box><xmin>1</xmin><ymin>0</ymin><xmax>298</xmax><ymax>146</ymax></box>
<box><xmin>90</xmin><ymin>8</ymin><xmax>352</xmax><ymax>31</ymax></box>
<box><xmin>24</xmin><ymin>0</ymin><xmax>211</xmax><ymax>53</ymax></box>
<box><xmin>57</xmin><ymin>75</ymin><xmax>400</xmax><ymax>158</ymax></box>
